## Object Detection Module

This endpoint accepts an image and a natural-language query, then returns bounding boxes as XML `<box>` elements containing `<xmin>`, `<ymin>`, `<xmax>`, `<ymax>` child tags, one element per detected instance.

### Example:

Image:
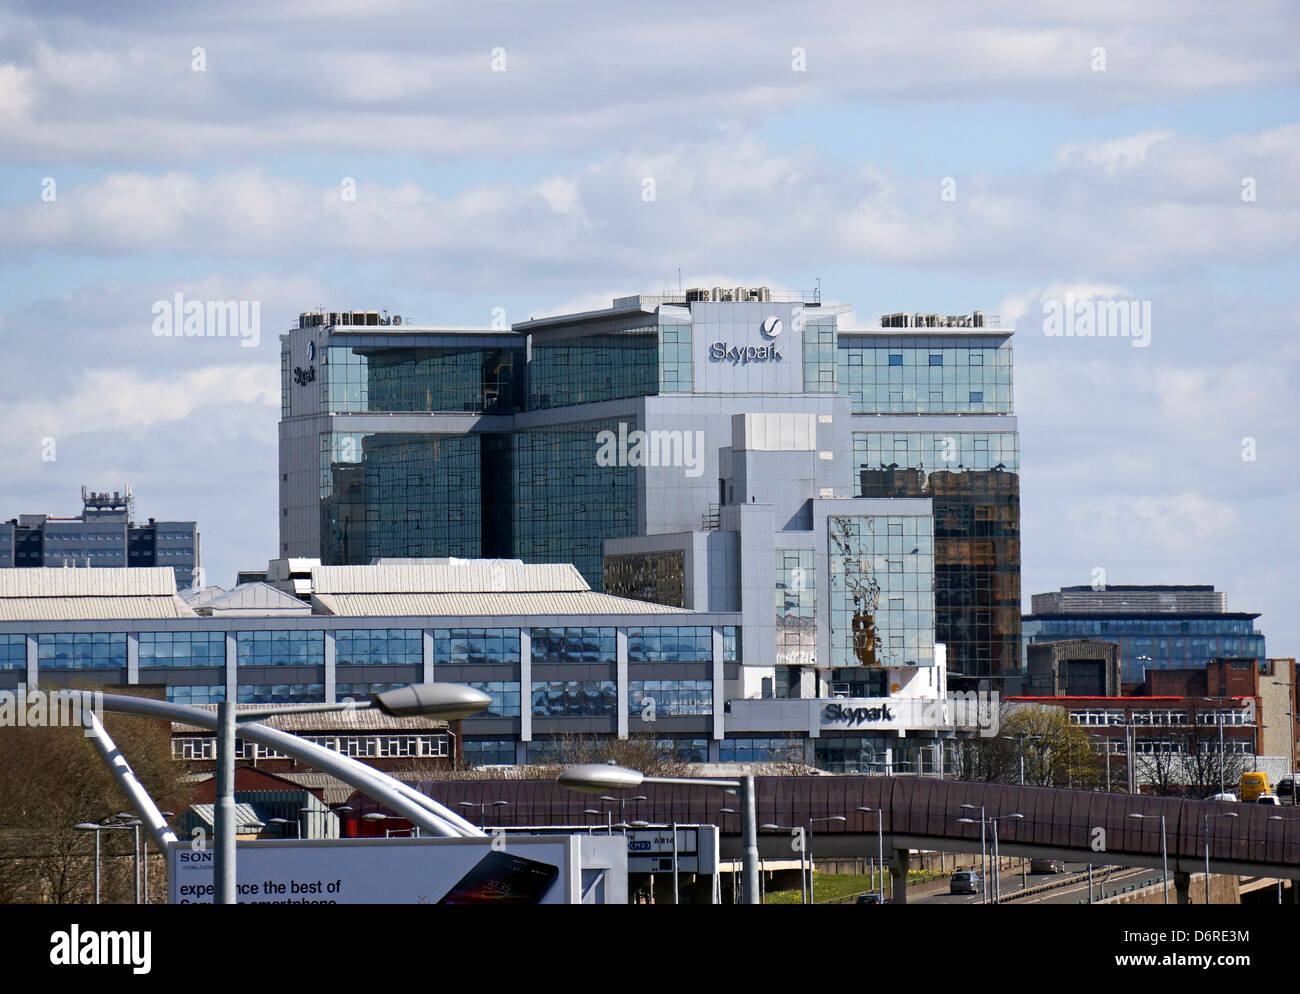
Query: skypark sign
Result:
<box><xmin>709</xmin><ymin>342</ymin><xmax>783</xmax><ymax>364</ymax></box>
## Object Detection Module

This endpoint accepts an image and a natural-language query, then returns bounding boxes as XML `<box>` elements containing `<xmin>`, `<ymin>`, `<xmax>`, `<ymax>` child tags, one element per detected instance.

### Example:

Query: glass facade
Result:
<box><xmin>837</xmin><ymin>338</ymin><xmax>1013</xmax><ymax>414</ymax></box>
<box><xmin>827</xmin><ymin>515</ymin><xmax>935</xmax><ymax>668</ymax></box>
<box><xmin>628</xmin><ymin>679</ymin><xmax>712</xmax><ymax>716</ymax></box>
<box><xmin>467</xmin><ymin>681</ymin><xmax>522</xmax><ymax>717</ymax></box>
<box><xmin>320</xmin><ymin>431</ymin><xmax>492</xmax><ymax>563</ymax></box>
<box><xmin>1023</xmin><ymin>616</ymin><xmax>1266</xmax><ymax>682</ymax></box>
<box><xmin>139</xmin><ymin>631</ymin><xmax>225</xmax><ymax>667</ymax></box>
<box><xmin>627</xmin><ymin>627</ymin><xmax>713</xmax><ymax>662</ymax></box>
<box><xmin>432</xmin><ymin>629</ymin><xmax>521</xmax><ymax>666</ymax></box>
<box><xmin>238</xmin><ymin>683</ymin><xmax>325</xmax><ymax>704</ymax></box>
<box><xmin>0</xmin><ymin>633</ymin><xmax>26</xmax><ymax>670</ymax></box>
<box><xmin>464</xmin><ymin>738</ymin><xmax>516</xmax><ymax>766</ymax></box>
<box><xmin>529</xmin><ymin>324</ymin><xmax>659</xmax><ymax>409</ymax></box>
<box><xmin>603</xmin><ymin>549</ymin><xmax>685</xmax><ymax>608</ymax></box>
<box><xmin>721</xmin><ymin>736</ymin><xmax>807</xmax><ymax>763</ymax></box>
<box><xmin>814</xmin><ymin>735</ymin><xmax>940</xmax><ymax>774</ymax></box>
<box><xmin>854</xmin><ymin>431</ymin><xmax>1020</xmax><ymax>683</ymax></box>
<box><xmin>323</xmin><ymin>344</ymin><xmax>524</xmax><ymax>414</ymax></box>
<box><xmin>775</xmin><ymin>549</ymin><xmax>816</xmax><ymax>666</ymax></box>
<box><xmin>334</xmin><ymin>629</ymin><xmax>422</xmax><ymax>666</ymax></box>
<box><xmin>37</xmin><ymin>632</ymin><xmax>127</xmax><ymax>670</ymax></box>
<box><xmin>659</xmin><ymin>318</ymin><xmax>693</xmax><ymax>392</ymax></box>
<box><xmin>802</xmin><ymin>315</ymin><xmax>838</xmax><ymax>393</ymax></box>
<box><xmin>236</xmin><ymin>630</ymin><xmax>324</xmax><ymax>666</ymax></box>
<box><xmin>531</xmin><ymin>681</ymin><xmax>618</xmax><ymax>717</ymax></box>
<box><xmin>511</xmin><ymin>418</ymin><xmax>638</xmax><ymax>587</ymax></box>
<box><xmin>651</xmin><ymin>737</ymin><xmax>709</xmax><ymax>763</ymax></box>
<box><xmin>168</xmin><ymin>684</ymin><xmax>226</xmax><ymax>706</ymax></box>
<box><xmin>722</xmin><ymin>626</ymin><xmax>741</xmax><ymax>662</ymax></box>
<box><xmin>531</xmin><ymin>627</ymin><xmax>616</xmax><ymax>663</ymax></box>
<box><xmin>335</xmin><ymin>681</ymin><xmax>410</xmax><ymax>700</ymax></box>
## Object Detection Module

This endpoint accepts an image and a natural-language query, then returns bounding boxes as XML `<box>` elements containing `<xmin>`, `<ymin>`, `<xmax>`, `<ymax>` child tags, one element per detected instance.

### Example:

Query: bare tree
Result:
<box><xmin>0</xmin><ymin>707</ymin><xmax>194</xmax><ymax>904</ymax></box>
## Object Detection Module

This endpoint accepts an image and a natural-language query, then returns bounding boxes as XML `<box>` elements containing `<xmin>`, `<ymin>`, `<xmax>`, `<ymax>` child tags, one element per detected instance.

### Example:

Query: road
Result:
<box><xmin>912</xmin><ymin>863</ymin><xmax>1167</xmax><ymax>905</ymax></box>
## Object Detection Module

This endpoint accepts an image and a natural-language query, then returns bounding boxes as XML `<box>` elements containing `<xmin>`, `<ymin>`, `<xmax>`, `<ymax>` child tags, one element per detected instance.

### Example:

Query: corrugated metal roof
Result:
<box><xmin>0</xmin><ymin>567</ymin><xmax>196</xmax><ymax>620</ymax></box>
<box><xmin>311</xmin><ymin>591</ymin><xmax>692</xmax><ymax>617</ymax></box>
<box><xmin>198</xmin><ymin>582</ymin><xmax>310</xmax><ymax>613</ymax></box>
<box><xmin>171</xmin><ymin>704</ymin><xmax>449</xmax><ymax>734</ymax></box>
<box><xmin>0</xmin><ymin>595</ymin><xmax>196</xmax><ymax>620</ymax></box>
<box><xmin>0</xmin><ymin>567</ymin><xmax>180</xmax><ymax>596</ymax></box>
<box><xmin>186</xmin><ymin>802</ymin><xmax>264</xmax><ymax>829</ymax></box>
<box><xmin>311</xmin><ymin>560</ymin><xmax>588</xmax><ymax>595</ymax></box>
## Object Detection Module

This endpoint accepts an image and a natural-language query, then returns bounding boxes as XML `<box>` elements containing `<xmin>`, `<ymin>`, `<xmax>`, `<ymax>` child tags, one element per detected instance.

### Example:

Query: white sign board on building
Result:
<box><xmin>168</xmin><ymin>835</ymin><xmax>622</xmax><ymax>905</ymax></box>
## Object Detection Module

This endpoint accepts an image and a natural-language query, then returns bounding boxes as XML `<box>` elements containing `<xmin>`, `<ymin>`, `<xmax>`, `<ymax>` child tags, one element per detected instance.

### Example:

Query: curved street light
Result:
<box><xmin>559</xmin><ymin>764</ymin><xmax>761</xmax><ymax>904</ymax></box>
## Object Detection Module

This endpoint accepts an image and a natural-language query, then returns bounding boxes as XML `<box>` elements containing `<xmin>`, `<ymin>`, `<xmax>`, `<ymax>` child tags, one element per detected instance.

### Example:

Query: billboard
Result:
<box><xmin>168</xmin><ymin>835</ymin><xmax>604</xmax><ymax>905</ymax></box>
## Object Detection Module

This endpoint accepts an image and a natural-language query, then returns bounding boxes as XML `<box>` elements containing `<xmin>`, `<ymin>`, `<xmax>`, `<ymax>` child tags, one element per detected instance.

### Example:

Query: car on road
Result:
<box><xmin>950</xmin><ymin>870</ymin><xmax>983</xmax><ymax>895</ymax></box>
<box><xmin>855</xmin><ymin>894</ymin><xmax>885</xmax><ymax>904</ymax></box>
<box><xmin>1029</xmin><ymin>859</ymin><xmax>1065</xmax><ymax>874</ymax></box>
<box><xmin>1276</xmin><ymin>778</ymin><xmax>1294</xmax><ymax>800</ymax></box>
<box><xmin>1208</xmin><ymin>792</ymin><xmax>1239</xmax><ymax>802</ymax></box>
<box><xmin>1256</xmin><ymin>794</ymin><xmax>1282</xmax><ymax>805</ymax></box>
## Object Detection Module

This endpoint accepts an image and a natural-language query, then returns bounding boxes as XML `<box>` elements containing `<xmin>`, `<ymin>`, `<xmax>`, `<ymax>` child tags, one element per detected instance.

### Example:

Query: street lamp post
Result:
<box><xmin>988</xmin><ymin>814</ymin><xmax>1023</xmax><ymax>903</ymax></box>
<box><xmin>457</xmin><ymin>800</ymin><xmax>510</xmax><ymax>827</ymax></box>
<box><xmin>1128</xmin><ymin>812</ymin><xmax>1168</xmax><ymax>904</ymax></box>
<box><xmin>213</xmin><ymin>683</ymin><xmax>491</xmax><ymax>904</ymax></box>
<box><xmin>806</xmin><ymin>816</ymin><xmax>847</xmax><ymax>905</ymax></box>
<box><xmin>559</xmin><ymin>764</ymin><xmax>762</xmax><ymax>904</ymax></box>
<box><xmin>1203</xmin><ymin>810</ymin><xmax>1239</xmax><ymax>904</ymax></box>
<box><xmin>959</xmin><ymin>804</ymin><xmax>987</xmax><ymax>903</ymax></box>
<box><xmin>73</xmin><ymin>823</ymin><xmax>101</xmax><ymax>904</ymax></box>
<box><xmin>857</xmin><ymin>807</ymin><xmax>886</xmax><ymax>901</ymax></box>
<box><xmin>763</xmin><ymin>823</ymin><xmax>808</xmax><ymax>904</ymax></box>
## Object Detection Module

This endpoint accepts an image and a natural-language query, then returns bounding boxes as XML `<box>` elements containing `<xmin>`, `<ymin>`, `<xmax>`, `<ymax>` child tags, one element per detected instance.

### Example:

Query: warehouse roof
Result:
<box><xmin>0</xmin><ymin>567</ymin><xmax>196</xmax><ymax>620</ymax></box>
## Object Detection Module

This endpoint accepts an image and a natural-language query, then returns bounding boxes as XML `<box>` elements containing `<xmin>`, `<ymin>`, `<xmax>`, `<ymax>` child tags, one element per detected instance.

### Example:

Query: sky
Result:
<box><xmin>0</xmin><ymin>1</ymin><xmax>1296</xmax><ymax>657</ymax></box>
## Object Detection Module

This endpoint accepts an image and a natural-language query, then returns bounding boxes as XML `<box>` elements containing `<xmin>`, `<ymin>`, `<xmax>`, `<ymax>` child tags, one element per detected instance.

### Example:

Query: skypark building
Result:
<box><xmin>279</xmin><ymin>291</ymin><xmax>1019</xmax><ymax>700</ymax></box>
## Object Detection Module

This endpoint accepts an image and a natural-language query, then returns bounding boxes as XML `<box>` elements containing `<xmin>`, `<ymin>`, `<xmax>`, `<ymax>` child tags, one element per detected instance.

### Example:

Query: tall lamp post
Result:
<box><xmin>559</xmin><ymin>764</ymin><xmax>762</xmax><ymax>905</ymax></box>
<box><xmin>857</xmin><ymin>807</ymin><xmax>886</xmax><ymax>901</ymax></box>
<box><xmin>806</xmin><ymin>815</ymin><xmax>847</xmax><ymax>904</ymax></box>
<box><xmin>213</xmin><ymin>683</ymin><xmax>491</xmax><ymax>905</ymax></box>
<box><xmin>959</xmin><ymin>804</ymin><xmax>988</xmax><ymax>903</ymax></box>
<box><xmin>988</xmin><ymin>813</ymin><xmax>1023</xmax><ymax>903</ymax></box>
<box><xmin>761</xmin><ymin>823</ymin><xmax>808</xmax><ymax>905</ymax></box>
<box><xmin>1128</xmin><ymin>812</ymin><xmax>1168</xmax><ymax>904</ymax></box>
<box><xmin>458</xmin><ymin>800</ymin><xmax>510</xmax><ymax>826</ymax></box>
<box><xmin>1202</xmin><ymin>810</ymin><xmax>1238</xmax><ymax>904</ymax></box>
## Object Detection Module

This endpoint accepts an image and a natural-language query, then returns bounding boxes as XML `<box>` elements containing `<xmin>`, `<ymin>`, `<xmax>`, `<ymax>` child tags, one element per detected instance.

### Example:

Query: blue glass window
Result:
<box><xmin>236</xmin><ymin>630</ymin><xmax>324</xmax><ymax>666</ymax></box>
<box><xmin>0</xmin><ymin>634</ymin><xmax>26</xmax><ymax>670</ymax></box>
<box><xmin>334</xmin><ymin>629</ymin><xmax>422</xmax><ymax>666</ymax></box>
<box><xmin>531</xmin><ymin>681</ymin><xmax>617</xmax><ymax>717</ymax></box>
<box><xmin>140</xmin><ymin>631</ymin><xmax>225</xmax><ymax>667</ymax></box>
<box><xmin>38</xmin><ymin>633</ymin><xmax>127</xmax><ymax>670</ymax></box>
<box><xmin>432</xmin><ymin>629</ymin><xmax>520</xmax><ymax>665</ymax></box>
<box><xmin>530</xmin><ymin>628</ymin><xmax>616</xmax><ymax>663</ymax></box>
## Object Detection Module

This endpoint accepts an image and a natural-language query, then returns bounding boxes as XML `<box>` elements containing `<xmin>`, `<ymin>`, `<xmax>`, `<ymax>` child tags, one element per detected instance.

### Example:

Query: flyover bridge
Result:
<box><xmin>417</xmin><ymin>775</ymin><xmax>1300</xmax><ymax>902</ymax></box>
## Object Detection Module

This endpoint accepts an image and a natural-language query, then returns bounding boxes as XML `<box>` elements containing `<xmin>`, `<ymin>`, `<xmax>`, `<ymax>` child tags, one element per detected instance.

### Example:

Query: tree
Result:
<box><xmin>0</xmin><ymin>701</ymin><xmax>194</xmax><ymax>904</ymax></box>
<box><xmin>951</xmin><ymin>704</ymin><xmax>1101</xmax><ymax>789</ymax></box>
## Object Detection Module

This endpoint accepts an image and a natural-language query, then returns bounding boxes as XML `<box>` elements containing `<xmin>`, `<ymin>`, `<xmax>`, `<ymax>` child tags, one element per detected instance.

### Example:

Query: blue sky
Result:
<box><xmin>0</xmin><ymin>0</ymin><xmax>1297</xmax><ymax>656</ymax></box>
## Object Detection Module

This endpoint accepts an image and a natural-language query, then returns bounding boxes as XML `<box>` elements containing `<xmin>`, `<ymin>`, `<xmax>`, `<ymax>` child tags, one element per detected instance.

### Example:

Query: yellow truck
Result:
<box><xmin>1240</xmin><ymin>771</ymin><xmax>1271</xmax><ymax>802</ymax></box>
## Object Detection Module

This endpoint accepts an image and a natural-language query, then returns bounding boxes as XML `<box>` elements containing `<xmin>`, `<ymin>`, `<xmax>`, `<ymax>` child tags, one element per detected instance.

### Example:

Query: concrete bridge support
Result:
<box><xmin>890</xmin><ymin>848</ymin><xmax>910</xmax><ymax>905</ymax></box>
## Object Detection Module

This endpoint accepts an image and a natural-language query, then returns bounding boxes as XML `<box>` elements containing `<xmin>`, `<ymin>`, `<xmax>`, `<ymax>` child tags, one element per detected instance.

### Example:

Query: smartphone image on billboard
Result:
<box><xmin>436</xmin><ymin>850</ymin><xmax>560</xmax><ymax>904</ymax></box>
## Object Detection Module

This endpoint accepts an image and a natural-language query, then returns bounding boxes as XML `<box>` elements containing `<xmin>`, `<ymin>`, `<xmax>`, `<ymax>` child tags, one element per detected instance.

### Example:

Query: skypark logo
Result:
<box><xmin>0</xmin><ymin>685</ymin><xmax>103</xmax><ymax>735</ymax></box>
<box><xmin>595</xmin><ymin>422</ymin><xmax>704</xmax><ymax>478</ymax></box>
<box><xmin>151</xmin><ymin>293</ymin><xmax>261</xmax><ymax>348</ymax></box>
<box><xmin>709</xmin><ymin>342</ymin><xmax>783</xmax><ymax>364</ymax></box>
